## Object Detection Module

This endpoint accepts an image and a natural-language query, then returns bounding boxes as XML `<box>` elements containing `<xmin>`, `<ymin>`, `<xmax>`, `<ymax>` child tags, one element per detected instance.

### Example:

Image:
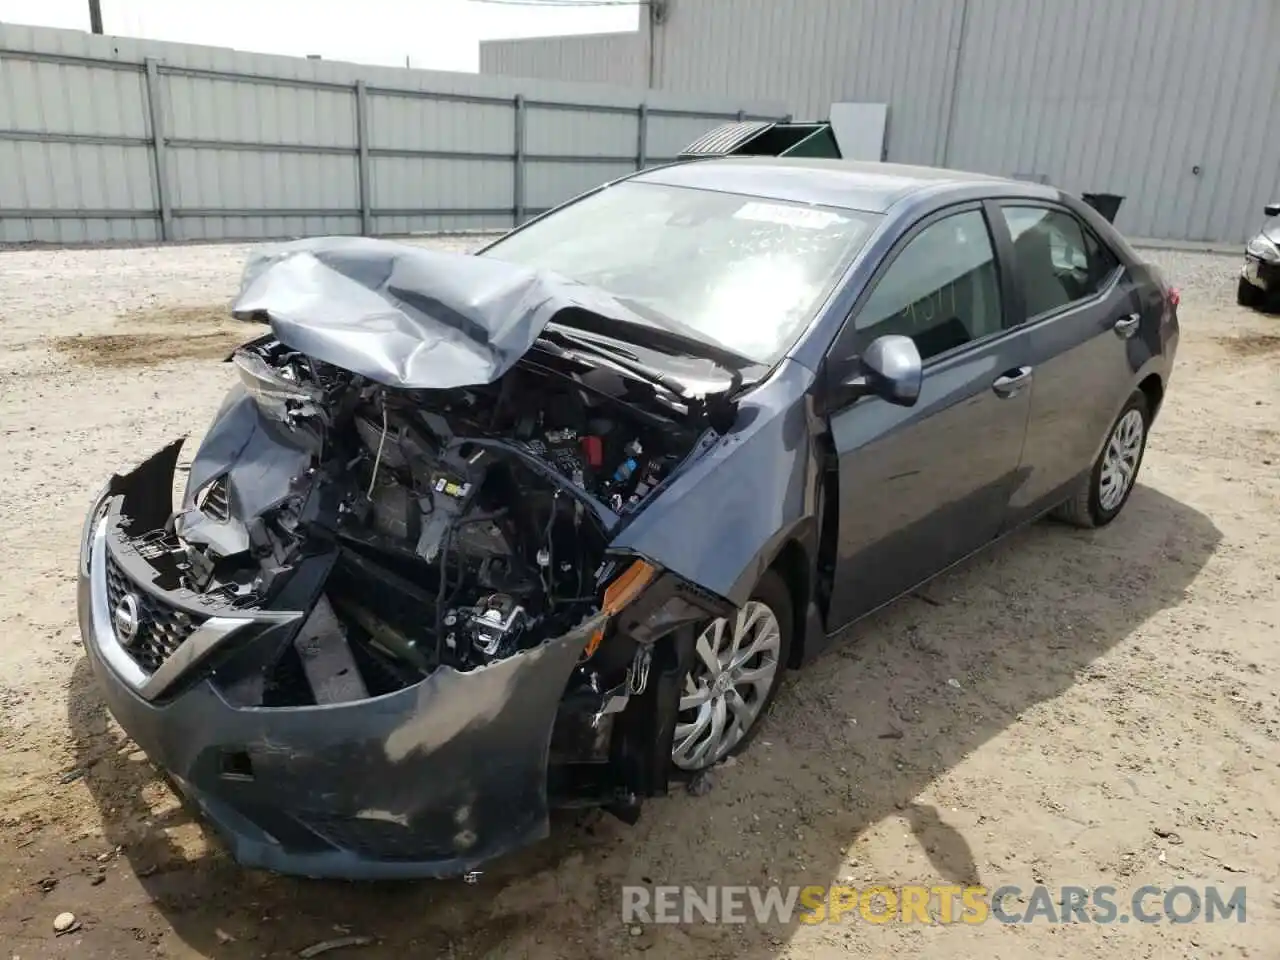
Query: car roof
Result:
<box><xmin>632</xmin><ymin>156</ymin><xmax>1053</xmax><ymax>214</ymax></box>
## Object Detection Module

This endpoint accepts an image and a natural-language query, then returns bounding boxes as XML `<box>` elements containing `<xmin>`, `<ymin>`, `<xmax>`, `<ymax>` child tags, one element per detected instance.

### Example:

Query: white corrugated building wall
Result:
<box><xmin>481</xmin><ymin>0</ymin><xmax>1280</xmax><ymax>244</ymax></box>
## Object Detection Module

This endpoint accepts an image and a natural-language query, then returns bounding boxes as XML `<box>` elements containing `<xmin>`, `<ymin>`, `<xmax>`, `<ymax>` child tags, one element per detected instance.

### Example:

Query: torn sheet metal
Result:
<box><xmin>77</xmin><ymin>438</ymin><xmax>609</xmax><ymax>878</ymax></box>
<box><xmin>174</xmin><ymin>387</ymin><xmax>314</xmax><ymax>553</ymax></box>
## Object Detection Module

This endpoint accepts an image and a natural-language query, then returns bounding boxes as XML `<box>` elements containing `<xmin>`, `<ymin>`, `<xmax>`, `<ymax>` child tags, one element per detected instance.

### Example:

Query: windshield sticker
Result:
<box><xmin>734</xmin><ymin>201</ymin><xmax>847</xmax><ymax>230</ymax></box>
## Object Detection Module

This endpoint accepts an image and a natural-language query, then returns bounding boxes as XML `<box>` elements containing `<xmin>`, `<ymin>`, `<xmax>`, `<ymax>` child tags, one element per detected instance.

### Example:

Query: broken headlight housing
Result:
<box><xmin>1246</xmin><ymin>234</ymin><xmax>1279</xmax><ymax>262</ymax></box>
<box><xmin>232</xmin><ymin>350</ymin><xmax>324</xmax><ymax>422</ymax></box>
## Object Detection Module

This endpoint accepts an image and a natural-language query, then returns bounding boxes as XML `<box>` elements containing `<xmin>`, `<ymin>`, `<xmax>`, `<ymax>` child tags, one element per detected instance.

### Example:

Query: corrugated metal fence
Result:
<box><xmin>481</xmin><ymin>0</ymin><xmax>1280</xmax><ymax>244</ymax></box>
<box><xmin>0</xmin><ymin>23</ymin><xmax>784</xmax><ymax>244</ymax></box>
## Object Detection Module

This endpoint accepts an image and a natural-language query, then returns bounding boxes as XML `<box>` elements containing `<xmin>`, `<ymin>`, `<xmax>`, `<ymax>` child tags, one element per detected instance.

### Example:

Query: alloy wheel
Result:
<box><xmin>1098</xmin><ymin>408</ymin><xmax>1145</xmax><ymax>511</ymax></box>
<box><xmin>672</xmin><ymin>600</ymin><xmax>782</xmax><ymax>771</ymax></box>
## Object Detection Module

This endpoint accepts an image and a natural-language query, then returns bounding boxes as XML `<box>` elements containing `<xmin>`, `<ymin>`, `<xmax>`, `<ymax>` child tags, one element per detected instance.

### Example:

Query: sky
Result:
<box><xmin>0</xmin><ymin>0</ymin><xmax>639</xmax><ymax>72</ymax></box>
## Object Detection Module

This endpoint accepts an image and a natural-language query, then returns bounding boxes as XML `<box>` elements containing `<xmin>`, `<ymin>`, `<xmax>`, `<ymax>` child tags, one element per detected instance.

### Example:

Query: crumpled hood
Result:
<box><xmin>231</xmin><ymin>236</ymin><xmax>635</xmax><ymax>389</ymax></box>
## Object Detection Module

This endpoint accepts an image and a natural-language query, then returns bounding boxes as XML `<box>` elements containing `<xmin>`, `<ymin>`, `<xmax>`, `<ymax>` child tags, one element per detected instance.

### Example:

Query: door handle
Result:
<box><xmin>992</xmin><ymin>366</ymin><xmax>1033</xmax><ymax>398</ymax></box>
<box><xmin>1113</xmin><ymin>313</ymin><xmax>1140</xmax><ymax>339</ymax></box>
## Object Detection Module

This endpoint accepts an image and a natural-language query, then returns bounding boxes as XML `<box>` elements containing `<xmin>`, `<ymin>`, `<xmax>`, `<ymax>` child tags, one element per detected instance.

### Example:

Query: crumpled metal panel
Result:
<box><xmin>231</xmin><ymin>236</ymin><xmax>642</xmax><ymax>390</ymax></box>
<box><xmin>76</xmin><ymin>443</ymin><xmax>609</xmax><ymax>879</ymax></box>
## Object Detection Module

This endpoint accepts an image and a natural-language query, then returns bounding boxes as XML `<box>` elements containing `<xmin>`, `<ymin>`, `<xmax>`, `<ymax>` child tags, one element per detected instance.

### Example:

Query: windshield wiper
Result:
<box><xmin>609</xmin><ymin>296</ymin><xmax>758</xmax><ymax>366</ymax></box>
<box><xmin>542</xmin><ymin>327</ymin><xmax>640</xmax><ymax>361</ymax></box>
<box><xmin>551</xmin><ymin>288</ymin><xmax>762</xmax><ymax>372</ymax></box>
<box><xmin>538</xmin><ymin>329</ymin><xmax>693</xmax><ymax>399</ymax></box>
<box><xmin>539</xmin><ymin>328</ymin><xmax>743</xmax><ymax>433</ymax></box>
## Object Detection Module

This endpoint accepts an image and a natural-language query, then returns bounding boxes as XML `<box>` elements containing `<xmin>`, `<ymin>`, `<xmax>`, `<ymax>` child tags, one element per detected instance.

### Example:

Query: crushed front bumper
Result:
<box><xmin>76</xmin><ymin>443</ymin><xmax>600</xmax><ymax>880</ymax></box>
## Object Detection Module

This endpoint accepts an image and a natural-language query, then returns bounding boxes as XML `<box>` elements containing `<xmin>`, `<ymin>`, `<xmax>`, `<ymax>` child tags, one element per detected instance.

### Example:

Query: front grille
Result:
<box><xmin>197</xmin><ymin>475</ymin><xmax>230</xmax><ymax>521</ymax></box>
<box><xmin>300</xmin><ymin>814</ymin><xmax>463</xmax><ymax>862</ymax></box>
<box><xmin>104</xmin><ymin>553</ymin><xmax>206</xmax><ymax>673</ymax></box>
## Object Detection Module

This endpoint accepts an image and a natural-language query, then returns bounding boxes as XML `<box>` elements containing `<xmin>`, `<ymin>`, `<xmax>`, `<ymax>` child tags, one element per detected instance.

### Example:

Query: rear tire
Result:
<box><xmin>1237</xmin><ymin>275</ymin><xmax>1265</xmax><ymax>309</ymax></box>
<box><xmin>1054</xmin><ymin>391</ymin><xmax>1150</xmax><ymax>529</ymax></box>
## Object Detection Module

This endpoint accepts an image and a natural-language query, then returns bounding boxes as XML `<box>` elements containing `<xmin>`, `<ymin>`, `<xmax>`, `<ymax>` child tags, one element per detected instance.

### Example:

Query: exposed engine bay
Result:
<box><xmin>163</xmin><ymin>334</ymin><xmax>702</xmax><ymax>704</ymax></box>
<box><xmin>72</xmin><ymin>237</ymin><xmax>794</xmax><ymax>878</ymax></box>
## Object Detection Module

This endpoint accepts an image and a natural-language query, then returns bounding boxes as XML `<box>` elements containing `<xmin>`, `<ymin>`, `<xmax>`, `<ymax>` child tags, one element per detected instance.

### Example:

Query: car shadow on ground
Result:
<box><xmin>65</xmin><ymin>483</ymin><xmax>1220</xmax><ymax>958</ymax></box>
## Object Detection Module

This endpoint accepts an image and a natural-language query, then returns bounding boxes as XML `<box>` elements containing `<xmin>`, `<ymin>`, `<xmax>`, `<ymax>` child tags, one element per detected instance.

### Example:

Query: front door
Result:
<box><xmin>825</xmin><ymin>205</ymin><xmax>1033</xmax><ymax>630</ymax></box>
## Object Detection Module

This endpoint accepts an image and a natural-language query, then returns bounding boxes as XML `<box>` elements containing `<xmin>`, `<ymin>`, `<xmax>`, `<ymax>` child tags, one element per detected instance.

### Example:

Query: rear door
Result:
<box><xmin>824</xmin><ymin>204</ymin><xmax>1035</xmax><ymax>630</ymax></box>
<box><xmin>993</xmin><ymin>204</ymin><xmax>1140</xmax><ymax>527</ymax></box>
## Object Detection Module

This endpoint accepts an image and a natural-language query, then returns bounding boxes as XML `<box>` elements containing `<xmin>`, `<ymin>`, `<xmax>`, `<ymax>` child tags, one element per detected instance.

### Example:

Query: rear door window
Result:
<box><xmin>1001</xmin><ymin>206</ymin><xmax>1120</xmax><ymax>318</ymax></box>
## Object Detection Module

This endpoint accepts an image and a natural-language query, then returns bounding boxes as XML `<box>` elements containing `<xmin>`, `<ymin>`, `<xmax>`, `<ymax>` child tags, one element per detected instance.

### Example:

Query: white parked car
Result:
<box><xmin>1239</xmin><ymin>202</ymin><xmax>1280</xmax><ymax>310</ymax></box>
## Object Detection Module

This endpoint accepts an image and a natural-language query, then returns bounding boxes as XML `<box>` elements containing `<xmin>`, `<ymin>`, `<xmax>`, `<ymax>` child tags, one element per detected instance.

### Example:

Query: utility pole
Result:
<box><xmin>647</xmin><ymin>0</ymin><xmax>668</xmax><ymax>90</ymax></box>
<box><xmin>88</xmin><ymin>0</ymin><xmax>103</xmax><ymax>34</ymax></box>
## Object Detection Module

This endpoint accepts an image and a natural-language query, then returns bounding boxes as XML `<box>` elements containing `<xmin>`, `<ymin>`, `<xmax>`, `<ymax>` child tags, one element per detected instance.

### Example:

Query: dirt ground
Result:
<box><xmin>0</xmin><ymin>238</ymin><xmax>1276</xmax><ymax>959</ymax></box>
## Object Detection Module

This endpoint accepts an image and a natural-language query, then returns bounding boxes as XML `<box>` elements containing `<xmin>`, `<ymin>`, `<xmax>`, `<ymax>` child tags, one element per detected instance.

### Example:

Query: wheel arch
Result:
<box><xmin>1090</xmin><ymin>363</ymin><xmax>1166</xmax><ymax>464</ymax></box>
<box><xmin>763</xmin><ymin>428</ymin><xmax>841</xmax><ymax>669</ymax></box>
<box><xmin>767</xmin><ymin>539</ymin><xmax>813</xmax><ymax>669</ymax></box>
<box><xmin>1137</xmin><ymin>372</ymin><xmax>1165</xmax><ymax>422</ymax></box>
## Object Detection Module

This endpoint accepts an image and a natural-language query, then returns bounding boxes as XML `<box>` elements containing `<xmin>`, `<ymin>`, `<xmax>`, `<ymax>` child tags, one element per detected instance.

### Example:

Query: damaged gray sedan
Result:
<box><xmin>77</xmin><ymin>158</ymin><xmax>1178</xmax><ymax>879</ymax></box>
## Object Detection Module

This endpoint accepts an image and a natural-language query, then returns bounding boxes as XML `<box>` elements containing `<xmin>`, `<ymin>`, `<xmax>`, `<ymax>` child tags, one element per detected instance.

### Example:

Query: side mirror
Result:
<box><xmin>843</xmin><ymin>334</ymin><xmax>922</xmax><ymax>407</ymax></box>
<box><xmin>1265</xmin><ymin>203</ymin><xmax>1280</xmax><ymax>218</ymax></box>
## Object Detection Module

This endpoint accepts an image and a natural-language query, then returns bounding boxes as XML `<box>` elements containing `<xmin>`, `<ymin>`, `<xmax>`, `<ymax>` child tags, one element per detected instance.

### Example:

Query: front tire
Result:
<box><xmin>1053</xmin><ymin>391</ymin><xmax>1150</xmax><ymax>528</ymax></box>
<box><xmin>671</xmin><ymin>570</ymin><xmax>792</xmax><ymax>773</ymax></box>
<box><xmin>1237</xmin><ymin>275</ymin><xmax>1265</xmax><ymax>309</ymax></box>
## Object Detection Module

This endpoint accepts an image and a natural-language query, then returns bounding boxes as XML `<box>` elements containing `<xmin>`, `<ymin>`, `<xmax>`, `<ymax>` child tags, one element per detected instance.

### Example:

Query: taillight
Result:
<box><xmin>1167</xmin><ymin>287</ymin><xmax>1181</xmax><ymax>308</ymax></box>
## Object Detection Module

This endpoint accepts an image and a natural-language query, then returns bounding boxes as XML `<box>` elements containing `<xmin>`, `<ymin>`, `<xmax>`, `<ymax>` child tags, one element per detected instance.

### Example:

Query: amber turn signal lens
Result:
<box><xmin>582</xmin><ymin>559</ymin><xmax>658</xmax><ymax>661</ymax></box>
<box><xmin>602</xmin><ymin>559</ymin><xmax>657</xmax><ymax>616</ymax></box>
<box><xmin>583</xmin><ymin>628</ymin><xmax>605</xmax><ymax>659</ymax></box>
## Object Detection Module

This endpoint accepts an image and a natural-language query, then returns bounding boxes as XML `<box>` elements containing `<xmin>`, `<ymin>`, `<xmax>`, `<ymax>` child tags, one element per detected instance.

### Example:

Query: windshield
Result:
<box><xmin>480</xmin><ymin>180</ymin><xmax>880</xmax><ymax>365</ymax></box>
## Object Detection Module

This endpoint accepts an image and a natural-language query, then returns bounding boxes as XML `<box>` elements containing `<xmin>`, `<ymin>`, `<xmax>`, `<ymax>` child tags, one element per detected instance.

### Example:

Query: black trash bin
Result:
<box><xmin>1081</xmin><ymin>193</ymin><xmax>1124</xmax><ymax>224</ymax></box>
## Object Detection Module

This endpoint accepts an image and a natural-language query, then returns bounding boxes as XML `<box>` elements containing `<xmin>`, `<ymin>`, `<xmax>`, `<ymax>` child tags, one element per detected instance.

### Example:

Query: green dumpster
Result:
<box><xmin>678</xmin><ymin>120</ymin><xmax>842</xmax><ymax>160</ymax></box>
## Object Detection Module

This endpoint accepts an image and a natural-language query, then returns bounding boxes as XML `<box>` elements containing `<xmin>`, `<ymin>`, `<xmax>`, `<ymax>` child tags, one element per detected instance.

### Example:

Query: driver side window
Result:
<box><xmin>853</xmin><ymin>209</ymin><xmax>1003</xmax><ymax>362</ymax></box>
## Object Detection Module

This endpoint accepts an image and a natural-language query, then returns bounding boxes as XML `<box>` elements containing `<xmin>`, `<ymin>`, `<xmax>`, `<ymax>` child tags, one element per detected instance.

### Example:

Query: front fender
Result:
<box><xmin>611</xmin><ymin>359</ymin><xmax>819</xmax><ymax>607</ymax></box>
